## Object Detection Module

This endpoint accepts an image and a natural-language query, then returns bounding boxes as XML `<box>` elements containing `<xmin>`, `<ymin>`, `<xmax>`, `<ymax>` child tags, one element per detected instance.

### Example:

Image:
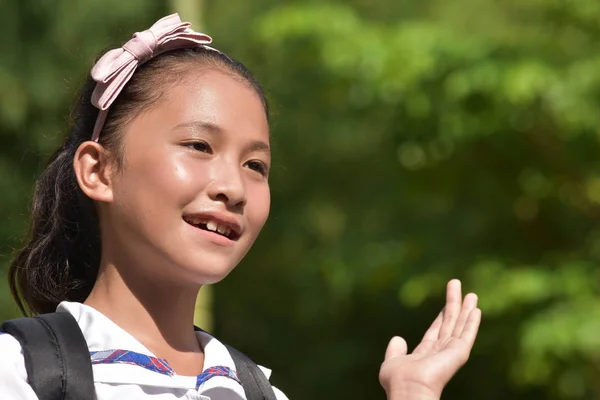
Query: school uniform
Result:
<box><xmin>0</xmin><ymin>302</ymin><xmax>289</xmax><ymax>400</ymax></box>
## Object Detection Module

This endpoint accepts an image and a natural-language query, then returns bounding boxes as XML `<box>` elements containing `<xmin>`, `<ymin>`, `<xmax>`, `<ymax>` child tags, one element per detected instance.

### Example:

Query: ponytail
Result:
<box><xmin>9</xmin><ymin>79</ymin><xmax>101</xmax><ymax>315</ymax></box>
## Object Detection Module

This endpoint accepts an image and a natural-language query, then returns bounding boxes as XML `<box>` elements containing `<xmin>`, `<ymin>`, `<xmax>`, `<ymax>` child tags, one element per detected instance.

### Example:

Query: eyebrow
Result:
<box><xmin>174</xmin><ymin>120</ymin><xmax>223</xmax><ymax>135</ymax></box>
<box><xmin>174</xmin><ymin>120</ymin><xmax>271</xmax><ymax>156</ymax></box>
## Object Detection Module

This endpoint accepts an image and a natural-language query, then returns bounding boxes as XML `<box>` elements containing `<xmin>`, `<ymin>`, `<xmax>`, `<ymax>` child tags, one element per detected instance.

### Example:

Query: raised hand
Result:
<box><xmin>379</xmin><ymin>279</ymin><xmax>481</xmax><ymax>400</ymax></box>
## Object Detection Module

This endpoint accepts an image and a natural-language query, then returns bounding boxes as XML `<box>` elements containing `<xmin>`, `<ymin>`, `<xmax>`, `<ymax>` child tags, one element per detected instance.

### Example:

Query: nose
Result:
<box><xmin>207</xmin><ymin>159</ymin><xmax>247</xmax><ymax>211</ymax></box>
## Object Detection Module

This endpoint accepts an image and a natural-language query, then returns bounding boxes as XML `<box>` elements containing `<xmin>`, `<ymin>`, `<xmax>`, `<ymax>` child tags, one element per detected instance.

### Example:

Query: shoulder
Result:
<box><xmin>256</xmin><ymin>365</ymin><xmax>289</xmax><ymax>400</ymax></box>
<box><xmin>0</xmin><ymin>332</ymin><xmax>39</xmax><ymax>399</ymax></box>
<box><xmin>272</xmin><ymin>385</ymin><xmax>290</xmax><ymax>400</ymax></box>
<box><xmin>197</xmin><ymin>330</ymin><xmax>290</xmax><ymax>399</ymax></box>
<box><xmin>0</xmin><ymin>333</ymin><xmax>27</xmax><ymax>378</ymax></box>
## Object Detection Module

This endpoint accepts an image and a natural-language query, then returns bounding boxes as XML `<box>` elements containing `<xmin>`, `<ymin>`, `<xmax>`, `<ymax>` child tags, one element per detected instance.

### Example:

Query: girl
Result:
<box><xmin>0</xmin><ymin>14</ymin><xmax>481</xmax><ymax>400</ymax></box>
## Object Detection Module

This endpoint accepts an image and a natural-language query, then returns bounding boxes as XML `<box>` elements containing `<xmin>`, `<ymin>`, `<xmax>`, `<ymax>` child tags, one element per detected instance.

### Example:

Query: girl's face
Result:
<box><xmin>101</xmin><ymin>69</ymin><xmax>271</xmax><ymax>285</ymax></box>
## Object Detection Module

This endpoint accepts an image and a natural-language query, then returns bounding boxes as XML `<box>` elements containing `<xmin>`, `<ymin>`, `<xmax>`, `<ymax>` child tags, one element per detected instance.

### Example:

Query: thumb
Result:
<box><xmin>384</xmin><ymin>336</ymin><xmax>408</xmax><ymax>361</ymax></box>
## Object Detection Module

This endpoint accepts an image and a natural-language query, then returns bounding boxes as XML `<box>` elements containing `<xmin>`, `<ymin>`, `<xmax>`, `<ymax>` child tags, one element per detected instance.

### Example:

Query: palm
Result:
<box><xmin>379</xmin><ymin>280</ymin><xmax>481</xmax><ymax>400</ymax></box>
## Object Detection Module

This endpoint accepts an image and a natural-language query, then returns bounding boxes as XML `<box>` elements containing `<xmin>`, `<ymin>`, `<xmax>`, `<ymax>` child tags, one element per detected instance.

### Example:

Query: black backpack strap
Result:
<box><xmin>194</xmin><ymin>327</ymin><xmax>277</xmax><ymax>400</ymax></box>
<box><xmin>225</xmin><ymin>344</ymin><xmax>278</xmax><ymax>400</ymax></box>
<box><xmin>1</xmin><ymin>312</ymin><xmax>96</xmax><ymax>400</ymax></box>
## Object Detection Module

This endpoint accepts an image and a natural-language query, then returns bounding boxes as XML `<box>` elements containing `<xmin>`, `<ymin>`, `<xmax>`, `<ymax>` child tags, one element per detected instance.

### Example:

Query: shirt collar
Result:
<box><xmin>55</xmin><ymin>301</ymin><xmax>258</xmax><ymax>394</ymax></box>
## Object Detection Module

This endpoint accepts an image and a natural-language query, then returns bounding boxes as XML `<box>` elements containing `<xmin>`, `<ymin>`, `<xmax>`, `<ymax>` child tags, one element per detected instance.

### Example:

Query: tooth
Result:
<box><xmin>192</xmin><ymin>217</ymin><xmax>202</xmax><ymax>225</ymax></box>
<box><xmin>224</xmin><ymin>227</ymin><xmax>231</xmax><ymax>237</ymax></box>
<box><xmin>206</xmin><ymin>221</ymin><xmax>218</xmax><ymax>232</ymax></box>
<box><xmin>217</xmin><ymin>224</ymin><xmax>227</xmax><ymax>235</ymax></box>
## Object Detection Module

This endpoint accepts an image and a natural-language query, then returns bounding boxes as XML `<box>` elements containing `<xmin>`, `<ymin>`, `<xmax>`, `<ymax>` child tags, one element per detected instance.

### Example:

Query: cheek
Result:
<box><xmin>115</xmin><ymin>154</ymin><xmax>208</xmax><ymax>214</ymax></box>
<box><xmin>248</xmin><ymin>183</ymin><xmax>271</xmax><ymax>233</ymax></box>
<box><xmin>151</xmin><ymin>154</ymin><xmax>207</xmax><ymax>197</ymax></box>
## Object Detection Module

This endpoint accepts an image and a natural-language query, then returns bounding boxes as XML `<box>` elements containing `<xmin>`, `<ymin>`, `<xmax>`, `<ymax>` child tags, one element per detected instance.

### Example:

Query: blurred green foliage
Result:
<box><xmin>2</xmin><ymin>0</ymin><xmax>600</xmax><ymax>399</ymax></box>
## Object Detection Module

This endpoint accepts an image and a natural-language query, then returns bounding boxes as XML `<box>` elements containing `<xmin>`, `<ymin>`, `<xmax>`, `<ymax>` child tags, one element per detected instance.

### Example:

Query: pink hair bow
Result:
<box><xmin>90</xmin><ymin>13</ymin><xmax>213</xmax><ymax>141</ymax></box>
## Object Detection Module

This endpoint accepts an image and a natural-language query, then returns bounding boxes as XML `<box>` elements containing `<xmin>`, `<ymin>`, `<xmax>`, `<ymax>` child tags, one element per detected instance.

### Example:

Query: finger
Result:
<box><xmin>460</xmin><ymin>308</ymin><xmax>482</xmax><ymax>348</ymax></box>
<box><xmin>422</xmin><ymin>310</ymin><xmax>444</xmax><ymax>341</ymax></box>
<box><xmin>412</xmin><ymin>310</ymin><xmax>443</xmax><ymax>355</ymax></box>
<box><xmin>438</xmin><ymin>279</ymin><xmax>463</xmax><ymax>339</ymax></box>
<box><xmin>384</xmin><ymin>336</ymin><xmax>408</xmax><ymax>361</ymax></box>
<box><xmin>452</xmin><ymin>293</ymin><xmax>478</xmax><ymax>337</ymax></box>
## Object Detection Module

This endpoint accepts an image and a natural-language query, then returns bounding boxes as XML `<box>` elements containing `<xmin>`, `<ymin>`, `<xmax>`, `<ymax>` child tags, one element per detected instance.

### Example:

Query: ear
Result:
<box><xmin>73</xmin><ymin>141</ymin><xmax>115</xmax><ymax>203</ymax></box>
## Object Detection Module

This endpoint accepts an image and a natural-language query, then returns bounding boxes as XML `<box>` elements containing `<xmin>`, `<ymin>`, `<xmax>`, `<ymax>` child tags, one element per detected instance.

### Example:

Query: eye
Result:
<box><xmin>185</xmin><ymin>141</ymin><xmax>212</xmax><ymax>154</ymax></box>
<box><xmin>245</xmin><ymin>160</ymin><xmax>269</xmax><ymax>177</ymax></box>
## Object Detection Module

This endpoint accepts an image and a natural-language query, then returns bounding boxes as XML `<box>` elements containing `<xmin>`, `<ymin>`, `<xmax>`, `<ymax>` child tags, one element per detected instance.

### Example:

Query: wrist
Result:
<box><xmin>385</xmin><ymin>383</ymin><xmax>440</xmax><ymax>400</ymax></box>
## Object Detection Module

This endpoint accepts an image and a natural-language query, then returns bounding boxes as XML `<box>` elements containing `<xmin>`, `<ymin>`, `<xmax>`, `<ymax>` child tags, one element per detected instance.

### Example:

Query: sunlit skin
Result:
<box><xmin>380</xmin><ymin>280</ymin><xmax>481</xmax><ymax>400</ymax></box>
<box><xmin>71</xmin><ymin>66</ymin><xmax>481</xmax><ymax>398</ymax></box>
<box><xmin>74</xmin><ymin>69</ymin><xmax>270</xmax><ymax>376</ymax></box>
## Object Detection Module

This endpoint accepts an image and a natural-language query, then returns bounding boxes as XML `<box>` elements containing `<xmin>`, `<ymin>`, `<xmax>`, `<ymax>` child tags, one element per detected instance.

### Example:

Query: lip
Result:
<box><xmin>192</xmin><ymin>227</ymin><xmax>236</xmax><ymax>247</ymax></box>
<box><xmin>182</xmin><ymin>211</ymin><xmax>243</xmax><ymax>241</ymax></box>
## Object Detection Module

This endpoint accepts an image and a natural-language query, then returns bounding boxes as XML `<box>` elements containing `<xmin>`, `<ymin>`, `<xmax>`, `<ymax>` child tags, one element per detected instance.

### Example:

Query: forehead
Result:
<box><xmin>126</xmin><ymin>68</ymin><xmax>270</xmax><ymax>145</ymax></box>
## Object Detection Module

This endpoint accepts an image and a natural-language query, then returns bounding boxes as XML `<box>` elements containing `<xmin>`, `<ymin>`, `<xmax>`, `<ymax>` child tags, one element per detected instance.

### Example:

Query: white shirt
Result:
<box><xmin>0</xmin><ymin>302</ymin><xmax>289</xmax><ymax>400</ymax></box>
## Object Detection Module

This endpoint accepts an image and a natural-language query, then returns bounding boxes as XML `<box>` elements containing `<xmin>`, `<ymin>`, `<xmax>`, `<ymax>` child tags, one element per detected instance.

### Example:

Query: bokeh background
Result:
<box><xmin>3</xmin><ymin>0</ymin><xmax>600</xmax><ymax>398</ymax></box>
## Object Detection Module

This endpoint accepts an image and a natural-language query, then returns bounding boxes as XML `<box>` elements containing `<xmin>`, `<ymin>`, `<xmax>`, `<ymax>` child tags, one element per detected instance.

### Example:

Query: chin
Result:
<box><xmin>176</xmin><ymin>253</ymin><xmax>241</xmax><ymax>285</ymax></box>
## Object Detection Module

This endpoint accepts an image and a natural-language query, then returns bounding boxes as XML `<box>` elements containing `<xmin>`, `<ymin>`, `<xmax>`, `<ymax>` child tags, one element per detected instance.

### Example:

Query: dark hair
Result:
<box><xmin>9</xmin><ymin>46</ymin><xmax>269</xmax><ymax>315</ymax></box>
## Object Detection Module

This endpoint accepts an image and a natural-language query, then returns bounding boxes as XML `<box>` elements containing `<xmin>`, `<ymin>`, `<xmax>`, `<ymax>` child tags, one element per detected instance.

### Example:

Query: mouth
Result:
<box><xmin>183</xmin><ymin>215</ymin><xmax>241</xmax><ymax>241</ymax></box>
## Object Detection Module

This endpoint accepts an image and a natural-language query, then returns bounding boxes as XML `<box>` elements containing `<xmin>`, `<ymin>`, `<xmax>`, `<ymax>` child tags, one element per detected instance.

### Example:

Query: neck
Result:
<box><xmin>84</xmin><ymin>257</ymin><xmax>202</xmax><ymax>354</ymax></box>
